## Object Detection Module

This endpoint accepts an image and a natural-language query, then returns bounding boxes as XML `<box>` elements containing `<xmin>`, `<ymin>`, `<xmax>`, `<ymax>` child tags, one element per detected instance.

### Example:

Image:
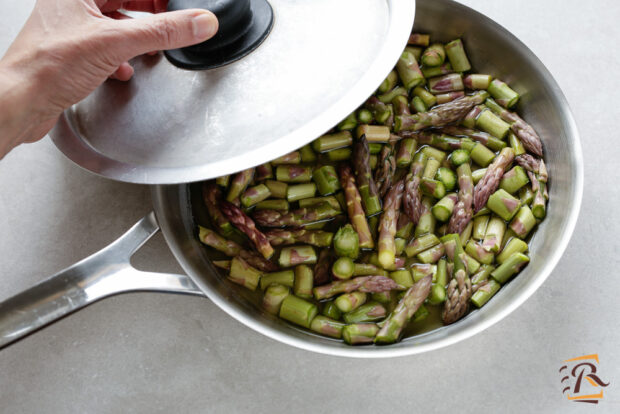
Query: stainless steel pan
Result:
<box><xmin>0</xmin><ymin>0</ymin><xmax>583</xmax><ymax>357</ymax></box>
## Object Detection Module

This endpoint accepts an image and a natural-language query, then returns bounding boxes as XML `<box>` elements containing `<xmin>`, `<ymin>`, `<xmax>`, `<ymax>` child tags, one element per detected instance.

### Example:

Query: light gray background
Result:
<box><xmin>1</xmin><ymin>0</ymin><xmax>618</xmax><ymax>412</ymax></box>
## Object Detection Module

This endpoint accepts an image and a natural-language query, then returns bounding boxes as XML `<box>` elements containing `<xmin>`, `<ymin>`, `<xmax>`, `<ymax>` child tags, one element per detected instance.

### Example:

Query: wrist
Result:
<box><xmin>0</xmin><ymin>59</ymin><xmax>52</xmax><ymax>157</ymax></box>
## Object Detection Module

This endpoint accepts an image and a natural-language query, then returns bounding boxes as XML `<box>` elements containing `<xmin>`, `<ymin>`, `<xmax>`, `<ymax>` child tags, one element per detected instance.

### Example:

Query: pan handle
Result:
<box><xmin>0</xmin><ymin>212</ymin><xmax>203</xmax><ymax>349</ymax></box>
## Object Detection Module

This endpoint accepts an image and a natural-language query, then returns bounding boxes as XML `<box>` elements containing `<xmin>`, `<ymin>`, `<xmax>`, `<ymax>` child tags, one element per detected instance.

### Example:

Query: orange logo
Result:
<box><xmin>560</xmin><ymin>354</ymin><xmax>610</xmax><ymax>404</ymax></box>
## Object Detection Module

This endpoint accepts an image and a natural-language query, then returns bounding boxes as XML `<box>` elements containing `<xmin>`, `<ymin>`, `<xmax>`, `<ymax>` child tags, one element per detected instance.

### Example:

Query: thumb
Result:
<box><xmin>114</xmin><ymin>9</ymin><xmax>218</xmax><ymax>60</ymax></box>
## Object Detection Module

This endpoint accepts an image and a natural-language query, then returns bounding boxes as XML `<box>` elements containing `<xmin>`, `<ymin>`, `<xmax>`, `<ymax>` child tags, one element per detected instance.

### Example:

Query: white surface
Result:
<box><xmin>1</xmin><ymin>0</ymin><xmax>619</xmax><ymax>412</ymax></box>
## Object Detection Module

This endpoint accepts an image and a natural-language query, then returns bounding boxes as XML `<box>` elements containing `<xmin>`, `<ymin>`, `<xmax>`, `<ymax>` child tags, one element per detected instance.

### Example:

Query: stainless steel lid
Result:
<box><xmin>49</xmin><ymin>0</ymin><xmax>416</xmax><ymax>184</ymax></box>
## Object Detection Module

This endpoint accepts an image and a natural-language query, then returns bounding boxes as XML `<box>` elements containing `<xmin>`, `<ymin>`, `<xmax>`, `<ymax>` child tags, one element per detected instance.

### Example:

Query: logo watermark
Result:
<box><xmin>560</xmin><ymin>354</ymin><xmax>610</xmax><ymax>404</ymax></box>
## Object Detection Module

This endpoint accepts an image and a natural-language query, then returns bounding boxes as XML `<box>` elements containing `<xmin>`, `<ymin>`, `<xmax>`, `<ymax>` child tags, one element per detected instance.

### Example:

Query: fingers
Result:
<box><xmin>110</xmin><ymin>62</ymin><xmax>135</xmax><ymax>81</ymax></box>
<box><xmin>112</xmin><ymin>9</ymin><xmax>218</xmax><ymax>60</ymax></box>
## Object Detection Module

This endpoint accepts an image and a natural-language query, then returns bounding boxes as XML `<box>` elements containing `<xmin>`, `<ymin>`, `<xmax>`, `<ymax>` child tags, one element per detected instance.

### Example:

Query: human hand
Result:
<box><xmin>0</xmin><ymin>0</ymin><xmax>218</xmax><ymax>158</ymax></box>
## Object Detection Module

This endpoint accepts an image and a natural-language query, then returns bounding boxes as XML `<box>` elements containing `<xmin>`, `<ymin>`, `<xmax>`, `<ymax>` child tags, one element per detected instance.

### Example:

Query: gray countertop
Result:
<box><xmin>1</xmin><ymin>0</ymin><xmax>619</xmax><ymax>412</ymax></box>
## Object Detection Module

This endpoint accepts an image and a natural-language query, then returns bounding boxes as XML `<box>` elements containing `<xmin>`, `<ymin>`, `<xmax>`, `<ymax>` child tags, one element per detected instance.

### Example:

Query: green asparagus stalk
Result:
<box><xmin>472</xmin><ymin>168</ymin><xmax>487</xmax><ymax>184</ymax></box>
<box><xmin>499</xmin><ymin>165</ymin><xmax>529</xmax><ymax>194</ymax></box>
<box><xmin>378</xmin><ymin>70</ymin><xmax>398</xmax><ymax>94</ymax></box>
<box><xmin>436</xmin><ymin>91</ymin><xmax>465</xmax><ymax>104</ymax></box>
<box><xmin>405</xmin><ymin>233</ymin><xmax>440</xmax><ymax>258</ymax></box>
<box><xmin>260</xmin><ymin>270</ymin><xmax>295</xmax><ymax>290</ymax></box>
<box><xmin>422</xmin><ymin>157</ymin><xmax>441</xmax><ymax>179</ymax></box>
<box><xmin>335</xmin><ymin>292</ymin><xmax>367</xmax><ymax>313</ymax></box>
<box><xmin>286</xmin><ymin>183</ymin><xmax>316</xmax><ymax>202</ymax></box>
<box><xmin>265</xmin><ymin>229</ymin><xmax>333</xmax><ymax>248</ymax></box>
<box><xmin>241</xmin><ymin>184</ymin><xmax>271</xmax><ymax>207</ymax></box>
<box><xmin>414</xmin><ymin>197</ymin><xmax>436</xmax><ymax>237</ymax></box>
<box><xmin>229</xmin><ymin>257</ymin><xmax>262</xmax><ymax>291</ymax></box>
<box><xmin>365</xmin><ymin>96</ymin><xmax>393</xmax><ymax>124</ymax></box>
<box><xmin>491</xmin><ymin>253</ymin><xmax>529</xmax><ymax>284</ymax></box>
<box><xmin>279</xmin><ymin>295</ymin><xmax>318</xmax><ymax>328</ymax></box>
<box><xmin>508</xmin><ymin>132</ymin><xmax>526</xmax><ymax>156</ymax></box>
<box><xmin>392</xmin><ymin>95</ymin><xmax>411</xmax><ymax>117</ymax></box>
<box><xmin>312</xmin><ymin>165</ymin><xmax>340</xmax><ymax>196</ymax></box>
<box><xmin>396</xmin><ymin>50</ymin><xmax>425</xmax><ymax>90</ymax></box>
<box><xmin>326</xmin><ymin>148</ymin><xmax>352</xmax><ymax>162</ymax></box>
<box><xmin>487</xmin><ymin>79</ymin><xmax>520</xmax><ymax>108</ymax></box>
<box><xmin>262</xmin><ymin>284</ymin><xmax>290</xmax><ymax>314</ymax></box>
<box><xmin>264</xmin><ymin>180</ymin><xmax>288</xmax><ymax>199</ymax></box>
<box><xmin>378</xmin><ymin>179</ymin><xmax>405</xmax><ymax>269</ymax></box>
<box><xmin>476</xmin><ymin>108</ymin><xmax>510</xmax><ymax>139</ymax></box>
<box><xmin>343</xmin><ymin>323</ymin><xmax>380</xmax><ymax>345</ymax></box>
<box><xmin>226</xmin><ymin>168</ymin><xmax>255</xmax><ymax>205</ymax></box>
<box><xmin>461</xmin><ymin>104</ymin><xmax>484</xmax><ymax>128</ymax></box>
<box><xmin>253</xmin><ymin>202</ymin><xmax>340</xmax><ymax>227</ymax></box>
<box><xmin>395</xmin><ymin>213</ymin><xmax>414</xmax><ymax>239</ymax></box>
<box><xmin>198</xmin><ymin>225</ymin><xmax>242</xmax><ymax>259</ymax></box>
<box><xmin>389</xmin><ymin>269</ymin><xmax>414</xmax><ymax>288</ymax></box>
<box><xmin>486</xmin><ymin>98</ymin><xmax>544</xmax><ymax>156</ymax></box>
<box><xmin>215</xmin><ymin>175</ymin><xmax>230</xmax><ymax>188</ymax></box>
<box><xmin>471</xmin><ymin>279</ymin><xmax>501</xmax><ymax>307</ymax></box>
<box><xmin>333</xmin><ymin>224</ymin><xmax>360</xmax><ymax>259</ymax></box>
<box><xmin>313</xmin><ymin>275</ymin><xmax>402</xmax><ymax>300</ymax></box>
<box><xmin>431</xmin><ymin>193</ymin><xmax>459</xmax><ymax>222</ymax></box>
<box><xmin>412</xmin><ymin>264</ymin><xmax>437</xmax><ymax>282</ymax></box>
<box><xmin>378</xmin><ymin>86</ymin><xmax>408</xmax><ymax>104</ymax></box>
<box><xmin>353</xmin><ymin>136</ymin><xmax>382</xmax><ymax>216</ymax></box>
<box><xmin>396</xmin><ymin>138</ymin><xmax>417</xmax><ymax>168</ymax></box>
<box><xmin>212</xmin><ymin>260</ymin><xmax>230</xmax><ymax>270</ymax></box>
<box><xmin>429</xmin><ymin>73</ymin><xmax>464</xmax><ymax>94</ymax></box>
<box><xmin>202</xmin><ymin>182</ymin><xmax>236</xmax><ymax>237</ymax></box>
<box><xmin>448</xmin><ymin>163</ymin><xmax>474</xmax><ymax>234</ymax></box>
<box><xmin>413</xmin><ymin>86</ymin><xmax>437</xmax><ymax>108</ymax></box>
<box><xmin>255</xmin><ymin>163</ymin><xmax>273</xmax><ymax>181</ymax></box>
<box><xmin>515</xmin><ymin>154</ymin><xmax>548</xmax><ymax>219</ymax></box>
<box><xmin>408</xmin><ymin>33</ymin><xmax>430</xmax><ymax>46</ymax></box>
<box><xmin>357</xmin><ymin>108</ymin><xmax>373</xmax><ymax>124</ymax></box>
<box><xmin>332</xmin><ymin>257</ymin><xmax>355</xmax><ymax>280</ymax></box>
<box><xmin>374</xmin><ymin>275</ymin><xmax>432</xmax><ymax>344</ymax></box>
<box><xmin>445</xmin><ymin>38</ymin><xmax>471</xmax><ymax>72</ymax></box>
<box><xmin>487</xmin><ymin>189</ymin><xmax>521</xmax><ymax>221</ymax></box>
<box><xmin>496</xmin><ymin>238</ymin><xmax>528</xmax><ymax>264</ymax></box>
<box><xmin>278</xmin><ymin>245</ymin><xmax>317</xmax><ymax>267</ymax></box>
<box><xmin>417</xmin><ymin>243</ymin><xmax>446</xmax><ymax>264</ymax></box>
<box><xmin>339</xmin><ymin>164</ymin><xmax>374</xmax><ymax>249</ymax></box>
<box><xmin>355</xmin><ymin>124</ymin><xmax>391</xmax><ymax>142</ymax></box>
<box><xmin>322</xmin><ymin>301</ymin><xmax>341</xmax><ymax>320</ymax></box>
<box><xmin>421</xmin><ymin>62</ymin><xmax>453</xmax><ymax>78</ymax></box>
<box><xmin>310</xmin><ymin>316</ymin><xmax>345</xmax><ymax>339</ymax></box>
<box><xmin>464</xmin><ymin>74</ymin><xmax>492</xmax><ymax>90</ymax></box>
<box><xmin>441</xmin><ymin>126</ymin><xmax>506</xmax><ymax>152</ymax></box>
<box><xmin>312</xmin><ymin>131</ymin><xmax>353</xmax><ymax>152</ymax></box>
<box><xmin>469</xmin><ymin>143</ymin><xmax>496</xmax><ymax>167</ymax></box>
<box><xmin>338</xmin><ymin>112</ymin><xmax>358</xmax><ymax>131</ymax></box>
<box><xmin>481</xmin><ymin>216</ymin><xmax>506</xmax><ymax>253</ymax></box>
<box><xmin>473</xmin><ymin>147</ymin><xmax>516</xmax><ymax>212</ymax></box>
<box><xmin>465</xmin><ymin>240</ymin><xmax>494</xmax><ymax>265</ymax></box>
<box><xmin>420</xmin><ymin>178</ymin><xmax>447</xmax><ymax>199</ymax></box>
<box><xmin>275</xmin><ymin>165</ymin><xmax>313</xmax><ymax>183</ymax></box>
<box><xmin>421</xmin><ymin>43</ymin><xmax>446</xmax><ymax>67</ymax></box>
<box><xmin>441</xmin><ymin>266</ymin><xmax>472</xmax><ymax>324</ymax></box>
<box><xmin>353</xmin><ymin>263</ymin><xmax>388</xmax><ymax>278</ymax></box>
<box><xmin>472</xmin><ymin>215</ymin><xmax>489</xmax><ymax>240</ymax></box>
<box><xmin>294</xmin><ymin>265</ymin><xmax>314</xmax><ymax>299</ymax></box>
<box><xmin>220</xmin><ymin>201</ymin><xmax>274</xmax><ymax>259</ymax></box>
<box><xmin>343</xmin><ymin>302</ymin><xmax>387</xmax><ymax>323</ymax></box>
<box><xmin>436</xmin><ymin>167</ymin><xmax>457</xmax><ymax>191</ymax></box>
<box><xmin>509</xmin><ymin>205</ymin><xmax>536</xmax><ymax>238</ymax></box>
<box><xmin>272</xmin><ymin>151</ymin><xmax>301</xmax><ymax>165</ymax></box>
<box><xmin>395</xmin><ymin>92</ymin><xmax>487</xmax><ymax>132</ymax></box>
<box><xmin>299</xmin><ymin>144</ymin><xmax>317</xmax><ymax>163</ymax></box>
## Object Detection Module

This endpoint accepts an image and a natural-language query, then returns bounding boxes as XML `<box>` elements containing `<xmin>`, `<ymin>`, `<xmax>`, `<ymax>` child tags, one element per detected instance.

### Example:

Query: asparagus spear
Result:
<box><xmin>445</xmin><ymin>38</ymin><xmax>471</xmax><ymax>72</ymax></box>
<box><xmin>515</xmin><ymin>154</ymin><xmax>548</xmax><ymax>219</ymax></box>
<box><xmin>220</xmin><ymin>201</ymin><xmax>274</xmax><ymax>259</ymax></box>
<box><xmin>441</xmin><ymin>267</ymin><xmax>472</xmax><ymax>324</ymax></box>
<box><xmin>313</xmin><ymin>165</ymin><xmax>341</xmax><ymax>196</ymax></box>
<box><xmin>377</xmin><ymin>179</ymin><xmax>405</xmax><ymax>269</ymax></box>
<box><xmin>448</xmin><ymin>163</ymin><xmax>474</xmax><ymax>234</ymax></box>
<box><xmin>408</xmin><ymin>33</ymin><xmax>430</xmax><ymax>47</ymax></box>
<box><xmin>339</xmin><ymin>164</ymin><xmax>374</xmax><ymax>249</ymax></box>
<box><xmin>278</xmin><ymin>245</ymin><xmax>317</xmax><ymax>267</ymax></box>
<box><xmin>486</xmin><ymin>98</ymin><xmax>543</xmax><ymax>156</ymax></box>
<box><xmin>262</xmin><ymin>284</ymin><xmax>290</xmax><ymax>314</ymax></box>
<box><xmin>473</xmin><ymin>147</ymin><xmax>515</xmax><ymax>212</ymax></box>
<box><xmin>396</xmin><ymin>50</ymin><xmax>425</xmax><ymax>91</ymax></box>
<box><xmin>202</xmin><ymin>182</ymin><xmax>235</xmax><ymax>237</ymax></box>
<box><xmin>237</xmin><ymin>250</ymin><xmax>279</xmax><ymax>273</ymax></box>
<box><xmin>255</xmin><ymin>163</ymin><xmax>273</xmax><ymax>181</ymax></box>
<box><xmin>441</xmin><ymin>126</ymin><xmax>506</xmax><ymax>152</ymax></box>
<box><xmin>374</xmin><ymin>275</ymin><xmax>432</xmax><ymax>344</ymax></box>
<box><xmin>333</xmin><ymin>224</ymin><xmax>360</xmax><ymax>259</ymax></box>
<box><xmin>252</xmin><ymin>202</ymin><xmax>340</xmax><ymax>227</ymax></box>
<box><xmin>265</xmin><ymin>229</ymin><xmax>333</xmax><ymax>248</ymax></box>
<box><xmin>198</xmin><ymin>226</ymin><xmax>241</xmax><ymax>257</ymax></box>
<box><xmin>353</xmin><ymin>136</ymin><xmax>382</xmax><ymax>216</ymax></box>
<box><xmin>365</xmin><ymin>96</ymin><xmax>393</xmax><ymax>124</ymax></box>
<box><xmin>343</xmin><ymin>302</ymin><xmax>387</xmax><ymax>323</ymax></box>
<box><xmin>229</xmin><ymin>257</ymin><xmax>262</xmax><ymax>291</ymax></box>
<box><xmin>374</xmin><ymin>142</ymin><xmax>397</xmax><ymax>198</ymax></box>
<box><xmin>272</xmin><ymin>151</ymin><xmax>301</xmax><ymax>165</ymax></box>
<box><xmin>226</xmin><ymin>168</ymin><xmax>255</xmax><ymax>205</ymax></box>
<box><xmin>241</xmin><ymin>184</ymin><xmax>271</xmax><ymax>207</ymax></box>
<box><xmin>378</xmin><ymin>70</ymin><xmax>398</xmax><ymax>94</ymax></box>
<box><xmin>343</xmin><ymin>324</ymin><xmax>379</xmax><ymax>345</ymax></box>
<box><xmin>294</xmin><ymin>265</ymin><xmax>314</xmax><ymax>298</ymax></box>
<box><xmin>313</xmin><ymin>249</ymin><xmax>332</xmax><ymax>286</ymax></box>
<box><xmin>487</xmin><ymin>79</ymin><xmax>520</xmax><ymax>108</ymax></box>
<box><xmin>335</xmin><ymin>292</ymin><xmax>367</xmax><ymax>313</ymax></box>
<box><xmin>260</xmin><ymin>270</ymin><xmax>295</xmax><ymax>290</ymax></box>
<box><xmin>279</xmin><ymin>295</ymin><xmax>318</xmax><ymax>328</ymax></box>
<box><xmin>310</xmin><ymin>316</ymin><xmax>345</xmax><ymax>339</ymax></box>
<box><xmin>313</xmin><ymin>275</ymin><xmax>403</xmax><ymax>300</ymax></box>
<box><xmin>463</xmin><ymin>74</ymin><xmax>492</xmax><ymax>90</ymax></box>
<box><xmin>429</xmin><ymin>73</ymin><xmax>464</xmax><ymax>94</ymax></box>
<box><xmin>394</xmin><ymin>92</ymin><xmax>487</xmax><ymax>132</ymax></box>
<box><xmin>403</xmin><ymin>151</ymin><xmax>428</xmax><ymax>225</ymax></box>
<box><xmin>354</xmin><ymin>263</ymin><xmax>389</xmax><ymax>277</ymax></box>
<box><xmin>421</xmin><ymin>43</ymin><xmax>446</xmax><ymax>67</ymax></box>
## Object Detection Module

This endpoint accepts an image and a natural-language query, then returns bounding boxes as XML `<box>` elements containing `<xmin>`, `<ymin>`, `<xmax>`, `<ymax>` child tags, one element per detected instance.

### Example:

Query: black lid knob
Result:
<box><xmin>164</xmin><ymin>0</ymin><xmax>274</xmax><ymax>70</ymax></box>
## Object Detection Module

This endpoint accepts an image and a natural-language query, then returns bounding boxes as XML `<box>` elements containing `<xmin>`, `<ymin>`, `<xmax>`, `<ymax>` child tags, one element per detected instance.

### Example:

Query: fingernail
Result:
<box><xmin>192</xmin><ymin>13</ymin><xmax>218</xmax><ymax>40</ymax></box>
